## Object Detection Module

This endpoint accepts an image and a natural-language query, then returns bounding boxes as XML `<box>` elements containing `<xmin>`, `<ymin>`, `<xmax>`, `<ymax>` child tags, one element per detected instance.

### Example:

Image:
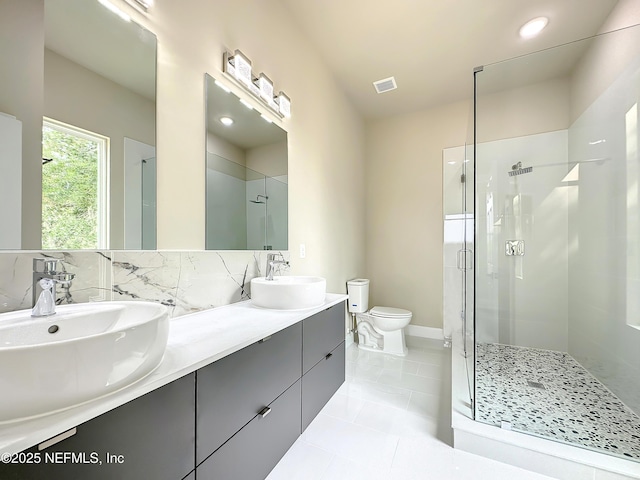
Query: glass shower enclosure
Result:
<box><xmin>470</xmin><ymin>25</ymin><xmax>640</xmax><ymax>461</ymax></box>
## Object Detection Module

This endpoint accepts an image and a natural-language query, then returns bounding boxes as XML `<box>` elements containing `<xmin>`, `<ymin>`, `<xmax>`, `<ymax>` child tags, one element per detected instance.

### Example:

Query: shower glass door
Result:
<box><xmin>443</xmin><ymin>138</ymin><xmax>474</xmax><ymax>414</ymax></box>
<box><xmin>473</xmin><ymin>25</ymin><xmax>640</xmax><ymax>461</ymax></box>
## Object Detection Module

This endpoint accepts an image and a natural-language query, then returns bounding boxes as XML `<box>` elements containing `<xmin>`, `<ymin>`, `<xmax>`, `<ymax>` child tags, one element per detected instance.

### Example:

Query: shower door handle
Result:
<box><xmin>457</xmin><ymin>249</ymin><xmax>473</xmax><ymax>271</ymax></box>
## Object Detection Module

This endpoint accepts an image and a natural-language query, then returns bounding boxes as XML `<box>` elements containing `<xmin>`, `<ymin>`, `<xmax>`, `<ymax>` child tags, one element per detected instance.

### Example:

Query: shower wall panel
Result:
<box><xmin>568</xmin><ymin>49</ymin><xmax>640</xmax><ymax>415</ymax></box>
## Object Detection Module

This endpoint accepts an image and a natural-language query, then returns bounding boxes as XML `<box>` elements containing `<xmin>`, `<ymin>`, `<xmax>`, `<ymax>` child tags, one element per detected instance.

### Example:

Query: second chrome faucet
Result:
<box><xmin>265</xmin><ymin>253</ymin><xmax>289</xmax><ymax>281</ymax></box>
<box><xmin>32</xmin><ymin>258</ymin><xmax>76</xmax><ymax>317</ymax></box>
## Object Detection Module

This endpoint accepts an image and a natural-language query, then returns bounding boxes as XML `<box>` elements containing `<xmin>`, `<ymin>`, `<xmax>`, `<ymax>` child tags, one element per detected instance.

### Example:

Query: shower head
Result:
<box><xmin>250</xmin><ymin>194</ymin><xmax>268</xmax><ymax>204</ymax></box>
<box><xmin>508</xmin><ymin>161</ymin><xmax>533</xmax><ymax>177</ymax></box>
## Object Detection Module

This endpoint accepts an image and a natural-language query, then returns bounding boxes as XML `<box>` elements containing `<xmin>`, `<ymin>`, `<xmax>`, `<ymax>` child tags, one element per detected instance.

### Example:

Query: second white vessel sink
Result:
<box><xmin>251</xmin><ymin>276</ymin><xmax>326</xmax><ymax>310</ymax></box>
<box><xmin>0</xmin><ymin>301</ymin><xmax>169</xmax><ymax>423</ymax></box>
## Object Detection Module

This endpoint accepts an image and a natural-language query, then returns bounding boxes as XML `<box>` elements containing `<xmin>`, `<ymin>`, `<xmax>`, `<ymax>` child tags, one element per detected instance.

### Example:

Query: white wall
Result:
<box><xmin>246</xmin><ymin>141</ymin><xmax>287</xmax><ymax>178</ymax></box>
<box><xmin>125</xmin><ymin>0</ymin><xmax>366</xmax><ymax>293</ymax></box>
<box><xmin>366</xmin><ymin>78</ymin><xmax>569</xmax><ymax>330</ymax></box>
<box><xmin>207</xmin><ymin>131</ymin><xmax>246</xmax><ymax>166</ymax></box>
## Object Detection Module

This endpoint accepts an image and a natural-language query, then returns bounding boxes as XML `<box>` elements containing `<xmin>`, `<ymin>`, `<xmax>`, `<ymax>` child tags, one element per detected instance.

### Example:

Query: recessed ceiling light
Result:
<box><xmin>220</xmin><ymin>116</ymin><xmax>234</xmax><ymax>126</ymax></box>
<box><xmin>519</xmin><ymin>17</ymin><xmax>549</xmax><ymax>39</ymax></box>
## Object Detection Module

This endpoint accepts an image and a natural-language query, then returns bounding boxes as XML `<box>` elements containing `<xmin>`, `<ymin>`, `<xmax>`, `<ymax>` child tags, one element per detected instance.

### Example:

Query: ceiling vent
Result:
<box><xmin>373</xmin><ymin>76</ymin><xmax>397</xmax><ymax>94</ymax></box>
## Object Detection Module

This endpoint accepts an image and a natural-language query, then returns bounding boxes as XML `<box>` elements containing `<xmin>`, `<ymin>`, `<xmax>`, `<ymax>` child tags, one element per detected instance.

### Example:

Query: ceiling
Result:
<box><xmin>205</xmin><ymin>75</ymin><xmax>287</xmax><ymax>150</ymax></box>
<box><xmin>282</xmin><ymin>0</ymin><xmax>619</xmax><ymax>119</ymax></box>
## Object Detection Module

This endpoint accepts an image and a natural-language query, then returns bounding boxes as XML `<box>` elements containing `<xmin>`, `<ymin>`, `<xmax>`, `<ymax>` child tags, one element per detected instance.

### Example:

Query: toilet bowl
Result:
<box><xmin>356</xmin><ymin>306</ymin><xmax>412</xmax><ymax>356</ymax></box>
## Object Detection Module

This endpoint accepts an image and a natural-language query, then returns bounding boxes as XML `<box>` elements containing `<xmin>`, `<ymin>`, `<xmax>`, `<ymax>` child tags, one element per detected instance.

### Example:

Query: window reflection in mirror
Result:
<box><xmin>0</xmin><ymin>0</ymin><xmax>156</xmax><ymax>250</ymax></box>
<box><xmin>205</xmin><ymin>74</ymin><xmax>288</xmax><ymax>250</ymax></box>
<box><xmin>42</xmin><ymin>118</ymin><xmax>108</xmax><ymax>250</ymax></box>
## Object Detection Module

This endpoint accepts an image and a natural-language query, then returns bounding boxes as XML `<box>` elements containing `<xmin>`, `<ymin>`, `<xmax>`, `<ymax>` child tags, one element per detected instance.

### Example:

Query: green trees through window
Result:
<box><xmin>42</xmin><ymin>123</ymin><xmax>100</xmax><ymax>249</ymax></box>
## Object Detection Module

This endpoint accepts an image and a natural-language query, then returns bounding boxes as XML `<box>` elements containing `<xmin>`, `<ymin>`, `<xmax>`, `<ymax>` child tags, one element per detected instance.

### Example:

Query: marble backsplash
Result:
<box><xmin>0</xmin><ymin>250</ymin><xmax>289</xmax><ymax>318</ymax></box>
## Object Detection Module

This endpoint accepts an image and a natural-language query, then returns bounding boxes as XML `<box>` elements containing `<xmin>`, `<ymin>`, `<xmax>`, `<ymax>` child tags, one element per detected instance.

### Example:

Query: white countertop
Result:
<box><xmin>0</xmin><ymin>294</ymin><xmax>348</xmax><ymax>455</ymax></box>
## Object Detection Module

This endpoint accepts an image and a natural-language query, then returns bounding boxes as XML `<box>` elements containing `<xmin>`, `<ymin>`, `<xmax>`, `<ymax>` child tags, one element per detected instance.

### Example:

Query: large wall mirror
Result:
<box><xmin>205</xmin><ymin>74</ymin><xmax>288</xmax><ymax>250</ymax></box>
<box><xmin>0</xmin><ymin>0</ymin><xmax>156</xmax><ymax>250</ymax></box>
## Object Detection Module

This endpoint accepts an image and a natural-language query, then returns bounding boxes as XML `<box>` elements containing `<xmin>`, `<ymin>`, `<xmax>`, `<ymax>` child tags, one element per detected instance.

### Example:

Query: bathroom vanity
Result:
<box><xmin>0</xmin><ymin>295</ymin><xmax>347</xmax><ymax>480</ymax></box>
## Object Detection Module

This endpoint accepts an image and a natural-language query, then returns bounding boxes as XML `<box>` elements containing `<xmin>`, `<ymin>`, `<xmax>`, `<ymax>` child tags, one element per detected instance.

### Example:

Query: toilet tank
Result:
<box><xmin>347</xmin><ymin>278</ymin><xmax>369</xmax><ymax>313</ymax></box>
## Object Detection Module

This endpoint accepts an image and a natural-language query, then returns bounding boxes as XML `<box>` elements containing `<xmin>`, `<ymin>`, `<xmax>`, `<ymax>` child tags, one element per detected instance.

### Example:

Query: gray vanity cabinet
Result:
<box><xmin>0</xmin><ymin>372</ymin><xmax>196</xmax><ymax>480</ymax></box>
<box><xmin>302</xmin><ymin>341</ymin><xmax>346</xmax><ymax>430</ymax></box>
<box><xmin>196</xmin><ymin>322</ymin><xmax>302</xmax><ymax>465</ymax></box>
<box><xmin>301</xmin><ymin>303</ymin><xmax>346</xmax><ymax>430</ymax></box>
<box><xmin>197</xmin><ymin>380</ymin><xmax>302</xmax><ymax>480</ymax></box>
<box><xmin>302</xmin><ymin>302</ymin><xmax>345</xmax><ymax>374</ymax></box>
<box><xmin>1</xmin><ymin>301</ymin><xmax>347</xmax><ymax>480</ymax></box>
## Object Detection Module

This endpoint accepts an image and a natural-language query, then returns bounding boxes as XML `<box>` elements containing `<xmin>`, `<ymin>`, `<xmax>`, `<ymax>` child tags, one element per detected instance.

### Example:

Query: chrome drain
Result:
<box><xmin>527</xmin><ymin>380</ymin><xmax>545</xmax><ymax>389</ymax></box>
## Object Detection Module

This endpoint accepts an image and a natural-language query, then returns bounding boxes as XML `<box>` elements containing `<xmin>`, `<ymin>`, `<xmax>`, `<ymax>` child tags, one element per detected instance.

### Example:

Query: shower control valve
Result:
<box><xmin>505</xmin><ymin>240</ymin><xmax>525</xmax><ymax>256</ymax></box>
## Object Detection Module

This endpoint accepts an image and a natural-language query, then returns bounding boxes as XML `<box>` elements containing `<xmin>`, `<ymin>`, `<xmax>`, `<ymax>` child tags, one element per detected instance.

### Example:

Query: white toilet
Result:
<box><xmin>347</xmin><ymin>279</ymin><xmax>412</xmax><ymax>357</ymax></box>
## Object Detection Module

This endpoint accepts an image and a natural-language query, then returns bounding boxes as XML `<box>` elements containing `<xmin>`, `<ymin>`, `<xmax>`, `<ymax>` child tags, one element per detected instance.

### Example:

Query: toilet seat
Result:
<box><xmin>370</xmin><ymin>306</ymin><xmax>411</xmax><ymax>318</ymax></box>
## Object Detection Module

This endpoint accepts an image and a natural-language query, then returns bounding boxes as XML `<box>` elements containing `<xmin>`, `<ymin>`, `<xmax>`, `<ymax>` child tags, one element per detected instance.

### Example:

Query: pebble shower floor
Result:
<box><xmin>475</xmin><ymin>343</ymin><xmax>640</xmax><ymax>461</ymax></box>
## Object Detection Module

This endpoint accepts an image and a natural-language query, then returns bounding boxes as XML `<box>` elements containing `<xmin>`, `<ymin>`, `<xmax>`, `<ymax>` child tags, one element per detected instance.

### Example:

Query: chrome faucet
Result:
<box><xmin>32</xmin><ymin>258</ymin><xmax>76</xmax><ymax>317</ymax></box>
<box><xmin>265</xmin><ymin>253</ymin><xmax>289</xmax><ymax>281</ymax></box>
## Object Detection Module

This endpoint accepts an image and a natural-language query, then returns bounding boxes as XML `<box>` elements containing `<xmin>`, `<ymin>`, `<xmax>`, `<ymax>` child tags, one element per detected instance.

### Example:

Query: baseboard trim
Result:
<box><xmin>406</xmin><ymin>325</ymin><xmax>444</xmax><ymax>340</ymax></box>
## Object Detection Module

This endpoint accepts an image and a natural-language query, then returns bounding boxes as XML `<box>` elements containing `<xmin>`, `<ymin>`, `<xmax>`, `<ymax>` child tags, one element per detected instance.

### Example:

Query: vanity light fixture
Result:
<box><xmin>260</xmin><ymin>114</ymin><xmax>273</xmax><ymax>124</ymax></box>
<box><xmin>227</xmin><ymin>50</ymin><xmax>253</xmax><ymax>88</ymax></box>
<box><xmin>219</xmin><ymin>116</ymin><xmax>234</xmax><ymax>126</ymax></box>
<box><xmin>222</xmin><ymin>50</ymin><xmax>291</xmax><ymax>119</ymax></box>
<box><xmin>519</xmin><ymin>16</ymin><xmax>549</xmax><ymax>39</ymax></box>
<box><xmin>97</xmin><ymin>0</ymin><xmax>131</xmax><ymax>22</ymax></box>
<box><xmin>255</xmin><ymin>74</ymin><xmax>274</xmax><ymax>103</ymax></box>
<box><xmin>276</xmin><ymin>92</ymin><xmax>291</xmax><ymax>118</ymax></box>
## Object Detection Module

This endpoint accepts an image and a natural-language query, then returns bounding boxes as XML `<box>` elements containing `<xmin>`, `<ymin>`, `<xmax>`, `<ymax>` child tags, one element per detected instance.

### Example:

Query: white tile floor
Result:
<box><xmin>267</xmin><ymin>338</ymin><xmax>555</xmax><ymax>480</ymax></box>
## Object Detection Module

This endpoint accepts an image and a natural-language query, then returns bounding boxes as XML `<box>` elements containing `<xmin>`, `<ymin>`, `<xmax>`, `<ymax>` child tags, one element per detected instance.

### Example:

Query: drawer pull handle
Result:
<box><xmin>325</xmin><ymin>352</ymin><xmax>333</xmax><ymax>360</ymax></box>
<box><xmin>258</xmin><ymin>406</ymin><xmax>271</xmax><ymax>418</ymax></box>
<box><xmin>258</xmin><ymin>335</ymin><xmax>272</xmax><ymax>343</ymax></box>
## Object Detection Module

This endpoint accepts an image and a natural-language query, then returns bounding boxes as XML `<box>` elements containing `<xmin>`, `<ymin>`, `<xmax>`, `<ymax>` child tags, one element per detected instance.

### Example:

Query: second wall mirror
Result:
<box><xmin>205</xmin><ymin>73</ymin><xmax>288</xmax><ymax>250</ymax></box>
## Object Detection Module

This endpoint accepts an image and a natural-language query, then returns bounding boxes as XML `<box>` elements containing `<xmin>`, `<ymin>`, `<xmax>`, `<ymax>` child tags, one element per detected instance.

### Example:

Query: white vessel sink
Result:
<box><xmin>251</xmin><ymin>276</ymin><xmax>327</xmax><ymax>310</ymax></box>
<box><xmin>0</xmin><ymin>301</ymin><xmax>169</xmax><ymax>423</ymax></box>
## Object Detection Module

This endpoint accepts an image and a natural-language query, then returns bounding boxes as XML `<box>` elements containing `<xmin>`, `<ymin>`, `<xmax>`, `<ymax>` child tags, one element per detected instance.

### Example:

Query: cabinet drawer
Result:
<box><xmin>302</xmin><ymin>302</ymin><xmax>345</xmax><ymax>374</ymax></box>
<box><xmin>0</xmin><ymin>373</ymin><xmax>196</xmax><ymax>480</ymax></box>
<box><xmin>196</xmin><ymin>322</ymin><xmax>301</xmax><ymax>464</ymax></box>
<box><xmin>197</xmin><ymin>379</ymin><xmax>301</xmax><ymax>480</ymax></box>
<box><xmin>302</xmin><ymin>341</ymin><xmax>345</xmax><ymax>431</ymax></box>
